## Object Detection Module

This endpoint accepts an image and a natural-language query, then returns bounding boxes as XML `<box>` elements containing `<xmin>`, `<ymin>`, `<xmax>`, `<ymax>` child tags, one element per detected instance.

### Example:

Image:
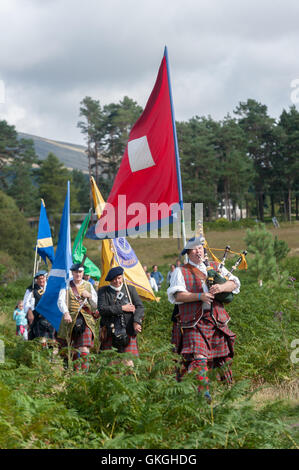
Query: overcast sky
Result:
<box><xmin>0</xmin><ymin>0</ymin><xmax>298</xmax><ymax>145</ymax></box>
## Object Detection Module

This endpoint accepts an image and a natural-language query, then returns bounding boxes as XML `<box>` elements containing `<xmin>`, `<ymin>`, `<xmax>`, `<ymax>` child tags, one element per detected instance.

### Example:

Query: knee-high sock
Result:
<box><xmin>188</xmin><ymin>358</ymin><xmax>209</xmax><ymax>393</ymax></box>
<box><xmin>73</xmin><ymin>351</ymin><xmax>81</xmax><ymax>372</ymax></box>
<box><xmin>80</xmin><ymin>352</ymin><xmax>89</xmax><ymax>371</ymax></box>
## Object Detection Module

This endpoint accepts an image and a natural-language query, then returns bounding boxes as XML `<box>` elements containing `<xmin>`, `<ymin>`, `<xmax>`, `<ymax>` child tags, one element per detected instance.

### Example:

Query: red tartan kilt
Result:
<box><xmin>72</xmin><ymin>326</ymin><xmax>94</xmax><ymax>349</ymax></box>
<box><xmin>171</xmin><ymin>322</ymin><xmax>182</xmax><ymax>353</ymax></box>
<box><xmin>180</xmin><ymin>318</ymin><xmax>235</xmax><ymax>361</ymax></box>
<box><xmin>100</xmin><ymin>334</ymin><xmax>139</xmax><ymax>356</ymax></box>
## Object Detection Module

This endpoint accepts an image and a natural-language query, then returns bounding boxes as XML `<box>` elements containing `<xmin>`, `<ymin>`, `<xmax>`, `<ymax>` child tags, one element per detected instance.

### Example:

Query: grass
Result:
<box><xmin>0</xmin><ymin>223</ymin><xmax>298</xmax><ymax>449</ymax></box>
<box><xmin>1</xmin><ymin>278</ymin><xmax>298</xmax><ymax>449</ymax></box>
<box><xmin>83</xmin><ymin>220</ymin><xmax>299</xmax><ymax>270</ymax></box>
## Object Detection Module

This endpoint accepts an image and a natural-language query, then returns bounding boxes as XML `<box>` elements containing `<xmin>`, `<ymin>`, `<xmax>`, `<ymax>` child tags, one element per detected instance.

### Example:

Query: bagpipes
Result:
<box><xmin>204</xmin><ymin>245</ymin><xmax>247</xmax><ymax>303</ymax></box>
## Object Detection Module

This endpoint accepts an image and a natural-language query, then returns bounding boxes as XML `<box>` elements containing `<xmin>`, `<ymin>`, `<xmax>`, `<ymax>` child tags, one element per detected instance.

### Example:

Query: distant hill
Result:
<box><xmin>18</xmin><ymin>132</ymin><xmax>89</xmax><ymax>173</ymax></box>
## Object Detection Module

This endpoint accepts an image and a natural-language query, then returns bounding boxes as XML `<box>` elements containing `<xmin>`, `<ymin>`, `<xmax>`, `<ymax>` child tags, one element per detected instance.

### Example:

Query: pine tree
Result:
<box><xmin>177</xmin><ymin>116</ymin><xmax>220</xmax><ymax>220</ymax></box>
<box><xmin>277</xmin><ymin>106</ymin><xmax>299</xmax><ymax>221</ymax></box>
<box><xmin>234</xmin><ymin>99</ymin><xmax>277</xmax><ymax>221</ymax></box>
<box><xmin>244</xmin><ymin>224</ymin><xmax>289</xmax><ymax>285</ymax></box>
<box><xmin>216</xmin><ymin>115</ymin><xmax>254</xmax><ymax>220</ymax></box>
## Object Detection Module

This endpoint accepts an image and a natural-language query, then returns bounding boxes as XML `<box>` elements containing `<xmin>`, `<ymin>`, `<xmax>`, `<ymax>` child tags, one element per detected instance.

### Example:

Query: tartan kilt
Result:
<box><xmin>171</xmin><ymin>322</ymin><xmax>182</xmax><ymax>353</ymax></box>
<box><xmin>100</xmin><ymin>334</ymin><xmax>139</xmax><ymax>356</ymax></box>
<box><xmin>72</xmin><ymin>326</ymin><xmax>94</xmax><ymax>349</ymax></box>
<box><xmin>180</xmin><ymin>316</ymin><xmax>235</xmax><ymax>361</ymax></box>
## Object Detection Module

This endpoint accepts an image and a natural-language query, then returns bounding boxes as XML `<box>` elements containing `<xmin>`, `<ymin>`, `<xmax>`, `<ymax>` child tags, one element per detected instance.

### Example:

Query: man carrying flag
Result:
<box><xmin>89</xmin><ymin>176</ymin><xmax>156</xmax><ymax>303</ymax></box>
<box><xmin>98</xmin><ymin>266</ymin><xmax>144</xmax><ymax>362</ymax></box>
<box><xmin>23</xmin><ymin>200</ymin><xmax>55</xmax><ymax>343</ymax></box>
<box><xmin>35</xmin><ymin>182</ymin><xmax>73</xmax><ymax>341</ymax></box>
<box><xmin>88</xmin><ymin>176</ymin><xmax>155</xmax><ymax>360</ymax></box>
<box><xmin>24</xmin><ymin>269</ymin><xmax>55</xmax><ymax>344</ymax></box>
<box><xmin>58</xmin><ymin>262</ymin><xmax>98</xmax><ymax>372</ymax></box>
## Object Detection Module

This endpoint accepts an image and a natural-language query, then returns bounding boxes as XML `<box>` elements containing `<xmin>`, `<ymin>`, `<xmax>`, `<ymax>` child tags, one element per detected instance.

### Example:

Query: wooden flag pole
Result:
<box><xmin>32</xmin><ymin>245</ymin><xmax>38</xmax><ymax>288</ymax></box>
<box><xmin>110</xmin><ymin>240</ymin><xmax>132</xmax><ymax>304</ymax></box>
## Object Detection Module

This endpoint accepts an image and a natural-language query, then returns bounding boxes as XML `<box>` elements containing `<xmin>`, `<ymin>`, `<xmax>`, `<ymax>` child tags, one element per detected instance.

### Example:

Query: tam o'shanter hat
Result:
<box><xmin>70</xmin><ymin>263</ymin><xmax>84</xmax><ymax>272</ymax></box>
<box><xmin>34</xmin><ymin>270</ymin><xmax>47</xmax><ymax>279</ymax></box>
<box><xmin>181</xmin><ymin>236</ymin><xmax>205</xmax><ymax>256</ymax></box>
<box><xmin>105</xmin><ymin>266</ymin><xmax>124</xmax><ymax>282</ymax></box>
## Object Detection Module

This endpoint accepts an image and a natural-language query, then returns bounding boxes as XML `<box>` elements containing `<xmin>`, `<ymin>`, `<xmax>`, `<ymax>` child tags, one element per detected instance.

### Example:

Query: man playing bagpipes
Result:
<box><xmin>57</xmin><ymin>263</ymin><xmax>99</xmax><ymax>372</ymax></box>
<box><xmin>167</xmin><ymin>237</ymin><xmax>241</xmax><ymax>403</ymax></box>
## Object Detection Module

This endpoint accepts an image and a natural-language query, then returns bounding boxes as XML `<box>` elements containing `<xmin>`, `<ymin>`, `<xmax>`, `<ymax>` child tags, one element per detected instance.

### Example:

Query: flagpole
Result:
<box><xmin>110</xmin><ymin>239</ymin><xmax>132</xmax><ymax>304</ymax></box>
<box><xmin>32</xmin><ymin>198</ymin><xmax>44</xmax><ymax>287</ymax></box>
<box><xmin>164</xmin><ymin>46</ymin><xmax>186</xmax><ymax>249</ymax></box>
<box><xmin>32</xmin><ymin>245</ymin><xmax>38</xmax><ymax>288</ymax></box>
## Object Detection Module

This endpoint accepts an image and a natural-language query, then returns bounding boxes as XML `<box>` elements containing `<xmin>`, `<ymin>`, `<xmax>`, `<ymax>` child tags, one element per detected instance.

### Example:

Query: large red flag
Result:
<box><xmin>94</xmin><ymin>48</ymin><xmax>182</xmax><ymax>238</ymax></box>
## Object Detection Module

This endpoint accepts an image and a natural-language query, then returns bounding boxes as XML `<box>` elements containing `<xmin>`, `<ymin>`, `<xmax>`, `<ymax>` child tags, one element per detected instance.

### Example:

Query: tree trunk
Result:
<box><xmin>87</xmin><ymin>139</ymin><xmax>92</xmax><ymax>209</ymax></box>
<box><xmin>283</xmin><ymin>193</ymin><xmax>288</xmax><ymax>221</ymax></box>
<box><xmin>288</xmin><ymin>186</ymin><xmax>292</xmax><ymax>222</ymax></box>
<box><xmin>296</xmin><ymin>194</ymin><xmax>299</xmax><ymax>220</ymax></box>
<box><xmin>246</xmin><ymin>197</ymin><xmax>250</xmax><ymax>218</ymax></box>
<box><xmin>239</xmin><ymin>196</ymin><xmax>243</xmax><ymax>220</ymax></box>
<box><xmin>224</xmin><ymin>180</ymin><xmax>231</xmax><ymax>221</ymax></box>
<box><xmin>258</xmin><ymin>191</ymin><xmax>264</xmax><ymax>222</ymax></box>
<box><xmin>95</xmin><ymin>143</ymin><xmax>99</xmax><ymax>187</ymax></box>
<box><xmin>220</xmin><ymin>195</ymin><xmax>224</xmax><ymax>218</ymax></box>
<box><xmin>270</xmin><ymin>193</ymin><xmax>275</xmax><ymax>217</ymax></box>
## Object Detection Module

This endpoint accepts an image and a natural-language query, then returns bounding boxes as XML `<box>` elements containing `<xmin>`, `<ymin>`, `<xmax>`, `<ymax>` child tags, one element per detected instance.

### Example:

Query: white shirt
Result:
<box><xmin>58</xmin><ymin>280</ymin><xmax>98</xmax><ymax>314</ymax></box>
<box><xmin>149</xmin><ymin>276</ymin><xmax>158</xmax><ymax>292</ymax></box>
<box><xmin>167</xmin><ymin>260</ymin><xmax>240</xmax><ymax>304</ymax></box>
<box><xmin>23</xmin><ymin>282</ymin><xmax>47</xmax><ymax>313</ymax></box>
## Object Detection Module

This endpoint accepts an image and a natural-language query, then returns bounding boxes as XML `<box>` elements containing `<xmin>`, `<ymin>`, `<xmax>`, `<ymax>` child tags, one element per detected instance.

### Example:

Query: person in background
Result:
<box><xmin>167</xmin><ymin>264</ymin><xmax>176</xmax><ymax>286</ymax></box>
<box><xmin>147</xmin><ymin>271</ymin><xmax>158</xmax><ymax>292</ymax></box>
<box><xmin>58</xmin><ymin>263</ymin><xmax>99</xmax><ymax>372</ymax></box>
<box><xmin>84</xmin><ymin>271</ymin><xmax>95</xmax><ymax>286</ymax></box>
<box><xmin>13</xmin><ymin>300</ymin><xmax>28</xmax><ymax>340</ymax></box>
<box><xmin>24</xmin><ymin>270</ymin><xmax>56</xmax><ymax>345</ymax></box>
<box><xmin>98</xmin><ymin>267</ymin><xmax>144</xmax><ymax>365</ymax></box>
<box><xmin>151</xmin><ymin>265</ymin><xmax>164</xmax><ymax>290</ymax></box>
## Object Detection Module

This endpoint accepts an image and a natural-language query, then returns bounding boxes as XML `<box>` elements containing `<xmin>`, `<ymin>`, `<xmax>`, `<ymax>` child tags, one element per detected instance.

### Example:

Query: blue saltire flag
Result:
<box><xmin>36</xmin><ymin>199</ymin><xmax>55</xmax><ymax>265</ymax></box>
<box><xmin>35</xmin><ymin>182</ymin><xmax>73</xmax><ymax>331</ymax></box>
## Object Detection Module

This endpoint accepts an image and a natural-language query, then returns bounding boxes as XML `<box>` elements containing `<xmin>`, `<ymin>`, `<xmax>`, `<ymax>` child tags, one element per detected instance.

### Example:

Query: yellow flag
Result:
<box><xmin>90</xmin><ymin>177</ymin><xmax>157</xmax><ymax>302</ymax></box>
<box><xmin>237</xmin><ymin>253</ymin><xmax>248</xmax><ymax>271</ymax></box>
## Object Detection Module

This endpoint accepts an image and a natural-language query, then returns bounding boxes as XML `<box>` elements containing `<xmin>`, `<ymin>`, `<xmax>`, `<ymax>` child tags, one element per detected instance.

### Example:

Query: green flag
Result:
<box><xmin>72</xmin><ymin>210</ymin><xmax>101</xmax><ymax>280</ymax></box>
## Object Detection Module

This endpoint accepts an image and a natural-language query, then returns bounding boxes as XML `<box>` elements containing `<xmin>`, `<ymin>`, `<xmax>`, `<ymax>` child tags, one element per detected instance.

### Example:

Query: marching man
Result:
<box><xmin>167</xmin><ymin>237</ymin><xmax>240</xmax><ymax>403</ymax></box>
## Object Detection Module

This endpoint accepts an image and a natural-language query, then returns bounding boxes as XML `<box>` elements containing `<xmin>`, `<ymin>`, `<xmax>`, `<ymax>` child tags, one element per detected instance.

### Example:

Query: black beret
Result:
<box><xmin>105</xmin><ymin>266</ymin><xmax>124</xmax><ymax>282</ymax></box>
<box><xmin>70</xmin><ymin>263</ymin><xmax>84</xmax><ymax>272</ymax></box>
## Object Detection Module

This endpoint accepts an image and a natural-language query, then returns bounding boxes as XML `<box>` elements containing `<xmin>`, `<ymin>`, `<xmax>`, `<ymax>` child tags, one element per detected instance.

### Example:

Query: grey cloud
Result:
<box><xmin>0</xmin><ymin>0</ymin><xmax>298</xmax><ymax>144</ymax></box>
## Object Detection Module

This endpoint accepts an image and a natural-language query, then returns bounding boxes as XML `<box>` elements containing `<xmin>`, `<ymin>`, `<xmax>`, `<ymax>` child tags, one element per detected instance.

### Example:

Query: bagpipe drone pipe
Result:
<box><xmin>204</xmin><ymin>246</ymin><xmax>247</xmax><ymax>304</ymax></box>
